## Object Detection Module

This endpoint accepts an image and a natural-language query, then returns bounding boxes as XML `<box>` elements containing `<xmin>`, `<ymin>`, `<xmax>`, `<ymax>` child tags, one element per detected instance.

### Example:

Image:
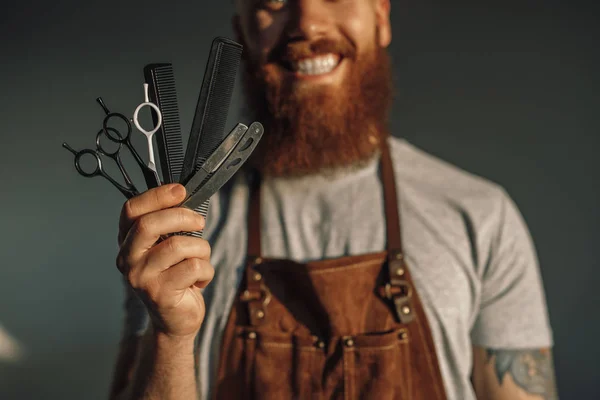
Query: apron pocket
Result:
<box><xmin>341</xmin><ymin>327</ymin><xmax>411</xmax><ymax>400</ymax></box>
<box><xmin>232</xmin><ymin>327</ymin><xmax>410</xmax><ymax>400</ymax></box>
<box><xmin>235</xmin><ymin>326</ymin><xmax>324</xmax><ymax>400</ymax></box>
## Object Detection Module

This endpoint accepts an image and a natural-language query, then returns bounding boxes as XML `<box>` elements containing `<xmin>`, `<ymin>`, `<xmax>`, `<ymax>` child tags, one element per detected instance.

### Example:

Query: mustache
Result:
<box><xmin>268</xmin><ymin>37</ymin><xmax>356</xmax><ymax>64</ymax></box>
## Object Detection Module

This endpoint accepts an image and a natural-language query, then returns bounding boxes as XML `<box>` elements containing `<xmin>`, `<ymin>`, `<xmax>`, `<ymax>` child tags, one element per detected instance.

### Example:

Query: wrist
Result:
<box><xmin>146</xmin><ymin>325</ymin><xmax>197</xmax><ymax>354</ymax></box>
<box><xmin>127</xmin><ymin>325</ymin><xmax>198</xmax><ymax>400</ymax></box>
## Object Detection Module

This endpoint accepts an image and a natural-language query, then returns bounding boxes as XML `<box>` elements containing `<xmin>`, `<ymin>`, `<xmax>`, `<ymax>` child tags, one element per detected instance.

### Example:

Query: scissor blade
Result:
<box><xmin>182</xmin><ymin>123</ymin><xmax>248</xmax><ymax>197</ymax></box>
<box><xmin>141</xmin><ymin>167</ymin><xmax>161</xmax><ymax>189</ymax></box>
<box><xmin>182</xmin><ymin>122</ymin><xmax>263</xmax><ymax>211</ymax></box>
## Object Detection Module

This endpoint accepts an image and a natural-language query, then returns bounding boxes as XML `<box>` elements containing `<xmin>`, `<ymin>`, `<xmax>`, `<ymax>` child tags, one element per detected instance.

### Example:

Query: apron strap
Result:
<box><xmin>380</xmin><ymin>138</ymin><xmax>403</xmax><ymax>253</ymax></box>
<box><xmin>242</xmin><ymin>171</ymin><xmax>268</xmax><ymax>326</ymax></box>
<box><xmin>379</xmin><ymin>139</ymin><xmax>415</xmax><ymax>324</ymax></box>
<box><xmin>245</xmin><ymin>138</ymin><xmax>415</xmax><ymax>324</ymax></box>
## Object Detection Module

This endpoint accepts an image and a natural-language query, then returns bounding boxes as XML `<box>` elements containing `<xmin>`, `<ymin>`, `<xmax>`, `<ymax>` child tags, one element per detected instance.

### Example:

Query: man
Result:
<box><xmin>109</xmin><ymin>0</ymin><xmax>557</xmax><ymax>399</ymax></box>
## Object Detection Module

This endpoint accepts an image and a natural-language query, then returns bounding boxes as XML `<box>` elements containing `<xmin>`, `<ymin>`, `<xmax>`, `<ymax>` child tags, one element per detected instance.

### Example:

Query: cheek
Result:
<box><xmin>247</xmin><ymin>10</ymin><xmax>287</xmax><ymax>64</ymax></box>
<box><xmin>336</xmin><ymin>4</ymin><xmax>378</xmax><ymax>50</ymax></box>
<box><xmin>256</xmin><ymin>10</ymin><xmax>274</xmax><ymax>31</ymax></box>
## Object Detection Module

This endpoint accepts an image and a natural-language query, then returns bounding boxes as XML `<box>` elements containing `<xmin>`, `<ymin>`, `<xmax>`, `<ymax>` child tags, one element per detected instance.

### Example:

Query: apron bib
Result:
<box><xmin>213</xmin><ymin>141</ymin><xmax>447</xmax><ymax>400</ymax></box>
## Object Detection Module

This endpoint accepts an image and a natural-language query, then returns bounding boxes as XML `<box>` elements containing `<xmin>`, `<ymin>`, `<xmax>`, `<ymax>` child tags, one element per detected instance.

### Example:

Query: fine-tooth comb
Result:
<box><xmin>181</xmin><ymin>37</ymin><xmax>243</xmax><ymax>186</ymax></box>
<box><xmin>143</xmin><ymin>63</ymin><xmax>185</xmax><ymax>184</ymax></box>
<box><xmin>180</xmin><ymin>37</ymin><xmax>243</xmax><ymax>237</ymax></box>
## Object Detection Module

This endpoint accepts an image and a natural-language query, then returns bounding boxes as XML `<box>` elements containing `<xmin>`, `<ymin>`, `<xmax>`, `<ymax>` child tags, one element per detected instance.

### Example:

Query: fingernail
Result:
<box><xmin>171</xmin><ymin>184</ymin><xmax>185</xmax><ymax>198</ymax></box>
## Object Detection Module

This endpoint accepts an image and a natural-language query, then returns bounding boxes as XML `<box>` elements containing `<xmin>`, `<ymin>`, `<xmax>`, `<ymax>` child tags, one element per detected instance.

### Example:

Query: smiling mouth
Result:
<box><xmin>281</xmin><ymin>53</ymin><xmax>342</xmax><ymax>76</ymax></box>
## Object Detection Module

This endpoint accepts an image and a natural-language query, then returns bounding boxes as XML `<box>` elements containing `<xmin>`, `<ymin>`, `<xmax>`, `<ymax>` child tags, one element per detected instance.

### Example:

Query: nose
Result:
<box><xmin>285</xmin><ymin>0</ymin><xmax>330</xmax><ymax>42</ymax></box>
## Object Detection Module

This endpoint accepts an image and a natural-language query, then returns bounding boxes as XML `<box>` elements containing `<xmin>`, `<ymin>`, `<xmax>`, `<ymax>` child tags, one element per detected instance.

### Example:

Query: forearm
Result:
<box><xmin>472</xmin><ymin>346</ymin><xmax>559</xmax><ymax>400</ymax></box>
<box><xmin>117</xmin><ymin>327</ymin><xmax>198</xmax><ymax>400</ymax></box>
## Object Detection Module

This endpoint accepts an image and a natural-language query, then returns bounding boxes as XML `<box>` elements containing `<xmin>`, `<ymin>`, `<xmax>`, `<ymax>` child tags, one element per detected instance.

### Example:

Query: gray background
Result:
<box><xmin>1</xmin><ymin>0</ymin><xmax>598</xmax><ymax>399</ymax></box>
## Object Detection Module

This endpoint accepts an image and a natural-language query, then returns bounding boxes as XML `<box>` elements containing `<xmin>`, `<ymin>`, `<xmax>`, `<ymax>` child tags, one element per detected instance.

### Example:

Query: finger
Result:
<box><xmin>124</xmin><ymin>208</ymin><xmax>205</xmax><ymax>257</ymax></box>
<box><xmin>160</xmin><ymin>258</ymin><xmax>215</xmax><ymax>292</ymax></box>
<box><xmin>144</xmin><ymin>235</ymin><xmax>211</xmax><ymax>276</ymax></box>
<box><xmin>117</xmin><ymin>209</ymin><xmax>205</xmax><ymax>276</ymax></box>
<box><xmin>118</xmin><ymin>183</ymin><xmax>187</xmax><ymax>244</ymax></box>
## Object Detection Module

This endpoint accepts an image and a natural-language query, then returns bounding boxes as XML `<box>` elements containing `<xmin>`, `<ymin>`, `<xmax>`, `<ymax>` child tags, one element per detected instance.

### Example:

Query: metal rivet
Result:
<box><xmin>254</xmin><ymin>257</ymin><xmax>263</xmax><ymax>265</ymax></box>
<box><xmin>395</xmin><ymin>268</ymin><xmax>405</xmax><ymax>276</ymax></box>
<box><xmin>242</xmin><ymin>290</ymin><xmax>250</xmax><ymax>298</ymax></box>
<box><xmin>248</xmin><ymin>332</ymin><xmax>257</xmax><ymax>339</ymax></box>
<box><xmin>395</xmin><ymin>253</ymin><xmax>404</xmax><ymax>260</ymax></box>
<box><xmin>401</xmin><ymin>305</ymin><xmax>411</xmax><ymax>315</ymax></box>
<box><xmin>345</xmin><ymin>338</ymin><xmax>354</xmax><ymax>347</ymax></box>
<box><xmin>253</xmin><ymin>272</ymin><xmax>262</xmax><ymax>281</ymax></box>
<box><xmin>256</xmin><ymin>310</ymin><xmax>265</xmax><ymax>319</ymax></box>
<box><xmin>399</xmin><ymin>331</ymin><xmax>407</xmax><ymax>340</ymax></box>
<box><xmin>317</xmin><ymin>341</ymin><xmax>325</xmax><ymax>349</ymax></box>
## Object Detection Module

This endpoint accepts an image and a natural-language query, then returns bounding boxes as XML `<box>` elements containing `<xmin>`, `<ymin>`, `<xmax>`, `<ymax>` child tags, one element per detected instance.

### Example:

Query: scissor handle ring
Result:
<box><xmin>74</xmin><ymin>149</ymin><xmax>103</xmax><ymax>177</ymax></box>
<box><xmin>133</xmin><ymin>102</ymin><xmax>162</xmax><ymax>137</ymax></box>
<box><xmin>102</xmin><ymin>112</ymin><xmax>132</xmax><ymax>143</ymax></box>
<box><xmin>95</xmin><ymin>127</ymin><xmax>124</xmax><ymax>157</ymax></box>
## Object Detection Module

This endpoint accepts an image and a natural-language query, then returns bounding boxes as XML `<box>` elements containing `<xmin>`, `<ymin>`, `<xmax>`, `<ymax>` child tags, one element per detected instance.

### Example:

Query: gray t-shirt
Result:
<box><xmin>122</xmin><ymin>137</ymin><xmax>553</xmax><ymax>400</ymax></box>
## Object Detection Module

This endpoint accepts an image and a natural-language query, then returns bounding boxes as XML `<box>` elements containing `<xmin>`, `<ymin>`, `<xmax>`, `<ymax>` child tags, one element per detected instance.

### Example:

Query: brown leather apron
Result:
<box><xmin>213</xmin><ymin>141</ymin><xmax>447</xmax><ymax>400</ymax></box>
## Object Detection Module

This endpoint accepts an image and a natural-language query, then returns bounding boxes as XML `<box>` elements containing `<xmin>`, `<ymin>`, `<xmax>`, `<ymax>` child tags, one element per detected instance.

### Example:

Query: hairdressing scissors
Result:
<box><xmin>97</xmin><ymin>96</ymin><xmax>162</xmax><ymax>190</ymax></box>
<box><xmin>132</xmin><ymin>83</ymin><xmax>162</xmax><ymax>180</ymax></box>
<box><xmin>64</xmin><ymin>117</ymin><xmax>263</xmax><ymax>210</ymax></box>
<box><xmin>63</xmin><ymin>71</ymin><xmax>264</xmax><ymax>211</ymax></box>
<box><xmin>62</xmin><ymin>128</ymin><xmax>140</xmax><ymax>199</ymax></box>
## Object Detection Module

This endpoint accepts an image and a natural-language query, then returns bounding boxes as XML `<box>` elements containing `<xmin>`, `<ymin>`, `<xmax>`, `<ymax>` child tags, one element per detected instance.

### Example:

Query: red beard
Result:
<box><xmin>241</xmin><ymin>33</ymin><xmax>394</xmax><ymax>178</ymax></box>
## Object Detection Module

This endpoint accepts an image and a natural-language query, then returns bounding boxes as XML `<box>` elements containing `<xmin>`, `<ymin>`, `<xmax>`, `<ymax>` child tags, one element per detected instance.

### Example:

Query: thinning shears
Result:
<box><xmin>63</xmin><ymin>88</ymin><xmax>263</xmax><ymax>209</ymax></box>
<box><xmin>63</xmin><ymin>88</ymin><xmax>163</xmax><ymax>193</ymax></box>
<box><xmin>62</xmin><ymin>127</ymin><xmax>140</xmax><ymax>199</ymax></box>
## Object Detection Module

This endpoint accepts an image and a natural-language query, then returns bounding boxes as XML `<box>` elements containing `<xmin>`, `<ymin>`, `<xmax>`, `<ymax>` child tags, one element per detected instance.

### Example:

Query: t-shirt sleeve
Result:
<box><xmin>470</xmin><ymin>189</ymin><xmax>554</xmax><ymax>349</ymax></box>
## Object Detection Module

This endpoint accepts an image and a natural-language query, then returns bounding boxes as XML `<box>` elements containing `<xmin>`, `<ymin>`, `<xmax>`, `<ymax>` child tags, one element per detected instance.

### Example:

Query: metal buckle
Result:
<box><xmin>383</xmin><ymin>282</ymin><xmax>412</xmax><ymax>300</ymax></box>
<box><xmin>240</xmin><ymin>282</ymin><xmax>272</xmax><ymax>308</ymax></box>
<box><xmin>381</xmin><ymin>281</ymin><xmax>415</xmax><ymax>324</ymax></box>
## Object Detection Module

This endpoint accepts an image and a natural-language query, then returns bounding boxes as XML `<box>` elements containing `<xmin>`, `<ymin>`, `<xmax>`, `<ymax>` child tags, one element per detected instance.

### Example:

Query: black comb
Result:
<box><xmin>143</xmin><ymin>63</ymin><xmax>185</xmax><ymax>184</ymax></box>
<box><xmin>180</xmin><ymin>37</ymin><xmax>243</xmax><ymax>237</ymax></box>
<box><xmin>180</xmin><ymin>37</ymin><xmax>243</xmax><ymax>185</ymax></box>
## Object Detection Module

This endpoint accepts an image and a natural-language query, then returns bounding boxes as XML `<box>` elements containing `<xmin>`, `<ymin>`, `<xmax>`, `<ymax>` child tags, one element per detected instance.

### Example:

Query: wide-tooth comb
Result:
<box><xmin>143</xmin><ymin>63</ymin><xmax>185</xmax><ymax>184</ymax></box>
<box><xmin>181</xmin><ymin>37</ymin><xmax>243</xmax><ymax>237</ymax></box>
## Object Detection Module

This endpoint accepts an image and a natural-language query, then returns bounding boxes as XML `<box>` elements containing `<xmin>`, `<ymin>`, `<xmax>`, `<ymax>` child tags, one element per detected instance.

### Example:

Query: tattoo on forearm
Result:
<box><xmin>486</xmin><ymin>348</ymin><xmax>558</xmax><ymax>399</ymax></box>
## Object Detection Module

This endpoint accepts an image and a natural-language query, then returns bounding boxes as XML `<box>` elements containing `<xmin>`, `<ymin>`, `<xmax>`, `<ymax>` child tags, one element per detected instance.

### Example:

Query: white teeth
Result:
<box><xmin>292</xmin><ymin>54</ymin><xmax>339</xmax><ymax>75</ymax></box>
